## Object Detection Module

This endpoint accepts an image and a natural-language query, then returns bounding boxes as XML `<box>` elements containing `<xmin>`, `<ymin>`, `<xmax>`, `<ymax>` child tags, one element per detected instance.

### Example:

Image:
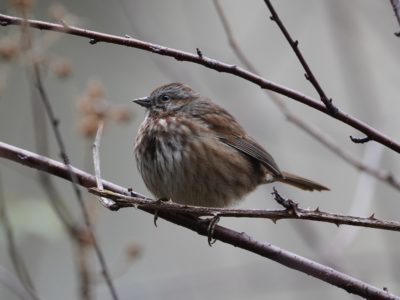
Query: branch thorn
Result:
<box><xmin>196</xmin><ymin>47</ymin><xmax>203</xmax><ymax>59</ymax></box>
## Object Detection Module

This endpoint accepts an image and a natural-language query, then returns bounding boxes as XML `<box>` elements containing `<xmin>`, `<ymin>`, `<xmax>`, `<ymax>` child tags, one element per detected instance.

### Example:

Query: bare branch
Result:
<box><xmin>263</xmin><ymin>0</ymin><xmax>338</xmax><ymax>114</ymax></box>
<box><xmin>88</xmin><ymin>188</ymin><xmax>400</xmax><ymax>232</ymax></box>
<box><xmin>0</xmin><ymin>141</ymin><xmax>398</xmax><ymax>300</ymax></box>
<box><xmin>213</xmin><ymin>1</ymin><xmax>400</xmax><ymax>191</ymax></box>
<box><xmin>92</xmin><ymin>121</ymin><xmax>117</xmax><ymax>209</ymax></box>
<box><xmin>0</xmin><ymin>13</ymin><xmax>399</xmax><ymax>153</ymax></box>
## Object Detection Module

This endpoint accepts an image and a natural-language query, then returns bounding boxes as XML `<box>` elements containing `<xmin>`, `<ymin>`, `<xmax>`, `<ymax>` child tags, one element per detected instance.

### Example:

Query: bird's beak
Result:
<box><xmin>132</xmin><ymin>97</ymin><xmax>151</xmax><ymax>108</ymax></box>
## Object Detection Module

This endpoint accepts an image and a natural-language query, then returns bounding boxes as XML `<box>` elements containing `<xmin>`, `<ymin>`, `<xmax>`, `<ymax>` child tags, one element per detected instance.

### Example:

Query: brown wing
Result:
<box><xmin>190</xmin><ymin>98</ymin><xmax>282</xmax><ymax>177</ymax></box>
<box><xmin>218</xmin><ymin>136</ymin><xmax>282</xmax><ymax>177</ymax></box>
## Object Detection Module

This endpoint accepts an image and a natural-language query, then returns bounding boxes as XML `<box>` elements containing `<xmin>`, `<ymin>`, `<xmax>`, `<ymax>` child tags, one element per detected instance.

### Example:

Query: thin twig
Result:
<box><xmin>263</xmin><ymin>0</ymin><xmax>338</xmax><ymax>115</ymax></box>
<box><xmin>212</xmin><ymin>0</ymin><xmax>400</xmax><ymax>191</ymax></box>
<box><xmin>0</xmin><ymin>14</ymin><xmax>399</xmax><ymax>154</ymax></box>
<box><xmin>0</xmin><ymin>141</ymin><xmax>398</xmax><ymax>300</ymax></box>
<box><xmin>0</xmin><ymin>173</ymin><xmax>40</xmax><ymax>300</ymax></box>
<box><xmin>29</xmin><ymin>71</ymin><xmax>77</xmax><ymax>233</ymax></box>
<box><xmin>92</xmin><ymin>121</ymin><xmax>117</xmax><ymax>209</ymax></box>
<box><xmin>31</xmin><ymin>65</ymin><xmax>119</xmax><ymax>300</ymax></box>
<box><xmin>389</xmin><ymin>0</ymin><xmax>400</xmax><ymax>36</ymax></box>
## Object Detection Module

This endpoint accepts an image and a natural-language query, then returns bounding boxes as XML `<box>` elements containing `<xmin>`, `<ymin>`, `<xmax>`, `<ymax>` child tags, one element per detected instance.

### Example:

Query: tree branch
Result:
<box><xmin>263</xmin><ymin>0</ymin><xmax>338</xmax><ymax>114</ymax></box>
<box><xmin>85</xmin><ymin>187</ymin><xmax>400</xmax><ymax>232</ymax></box>
<box><xmin>0</xmin><ymin>140</ymin><xmax>399</xmax><ymax>300</ymax></box>
<box><xmin>0</xmin><ymin>13</ymin><xmax>399</xmax><ymax>153</ymax></box>
<box><xmin>212</xmin><ymin>0</ymin><xmax>400</xmax><ymax>191</ymax></box>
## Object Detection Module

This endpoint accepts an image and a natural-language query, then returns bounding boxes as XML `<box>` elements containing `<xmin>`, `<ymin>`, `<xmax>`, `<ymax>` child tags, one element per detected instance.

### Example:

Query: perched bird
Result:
<box><xmin>134</xmin><ymin>83</ymin><xmax>328</xmax><ymax>208</ymax></box>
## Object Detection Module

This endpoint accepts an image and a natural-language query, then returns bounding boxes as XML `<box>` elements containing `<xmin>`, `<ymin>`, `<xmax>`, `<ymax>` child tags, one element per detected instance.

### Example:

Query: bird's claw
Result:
<box><xmin>206</xmin><ymin>215</ymin><xmax>220</xmax><ymax>246</ymax></box>
<box><xmin>272</xmin><ymin>187</ymin><xmax>301</xmax><ymax>217</ymax></box>
<box><xmin>153</xmin><ymin>197</ymin><xmax>169</xmax><ymax>227</ymax></box>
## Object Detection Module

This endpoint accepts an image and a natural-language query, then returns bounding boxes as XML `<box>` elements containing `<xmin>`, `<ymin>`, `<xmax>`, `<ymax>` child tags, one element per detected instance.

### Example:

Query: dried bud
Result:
<box><xmin>10</xmin><ymin>0</ymin><xmax>35</xmax><ymax>12</ymax></box>
<box><xmin>109</xmin><ymin>106</ymin><xmax>133</xmax><ymax>123</ymax></box>
<box><xmin>87</xmin><ymin>80</ymin><xmax>106</xmax><ymax>99</ymax></box>
<box><xmin>48</xmin><ymin>3</ymin><xmax>67</xmax><ymax>21</ymax></box>
<box><xmin>78</xmin><ymin>115</ymin><xmax>101</xmax><ymax>137</ymax></box>
<box><xmin>125</xmin><ymin>243</ymin><xmax>141</xmax><ymax>260</ymax></box>
<box><xmin>51</xmin><ymin>58</ymin><xmax>72</xmax><ymax>78</ymax></box>
<box><xmin>0</xmin><ymin>36</ymin><xmax>20</xmax><ymax>61</ymax></box>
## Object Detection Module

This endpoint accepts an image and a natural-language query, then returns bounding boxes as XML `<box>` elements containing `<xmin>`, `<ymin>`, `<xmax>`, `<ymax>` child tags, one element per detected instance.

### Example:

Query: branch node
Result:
<box><xmin>368</xmin><ymin>213</ymin><xmax>376</xmax><ymax>220</ymax></box>
<box><xmin>124</xmin><ymin>34</ymin><xmax>132</xmax><ymax>38</ymax></box>
<box><xmin>89</xmin><ymin>39</ymin><xmax>98</xmax><ymax>45</ymax></box>
<box><xmin>269</xmin><ymin>15</ymin><xmax>275</xmax><ymax>21</ymax></box>
<box><xmin>196</xmin><ymin>47</ymin><xmax>203</xmax><ymax>59</ymax></box>
<box><xmin>350</xmin><ymin>135</ymin><xmax>371</xmax><ymax>144</ymax></box>
<box><xmin>395</xmin><ymin>32</ymin><xmax>400</xmax><ymax>37</ymax></box>
<box><xmin>293</xmin><ymin>40</ymin><xmax>299</xmax><ymax>47</ymax></box>
<box><xmin>304</xmin><ymin>73</ymin><xmax>310</xmax><ymax>81</ymax></box>
<box><xmin>314</xmin><ymin>206</ymin><xmax>320</xmax><ymax>213</ymax></box>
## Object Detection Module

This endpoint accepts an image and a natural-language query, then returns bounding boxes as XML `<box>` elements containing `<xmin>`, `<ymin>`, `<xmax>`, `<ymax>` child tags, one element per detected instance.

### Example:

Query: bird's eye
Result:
<box><xmin>161</xmin><ymin>94</ymin><xmax>170</xmax><ymax>101</ymax></box>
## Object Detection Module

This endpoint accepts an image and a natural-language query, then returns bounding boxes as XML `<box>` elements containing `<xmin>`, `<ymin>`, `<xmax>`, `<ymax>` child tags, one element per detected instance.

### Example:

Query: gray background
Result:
<box><xmin>1</xmin><ymin>0</ymin><xmax>400</xmax><ymax>299</ymax></box>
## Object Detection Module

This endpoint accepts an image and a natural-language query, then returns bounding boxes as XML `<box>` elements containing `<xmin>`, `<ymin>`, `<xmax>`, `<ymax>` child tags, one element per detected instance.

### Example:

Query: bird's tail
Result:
<box><xmin>275</xmin><ymin>171</ymin><xmax>329</xmax><ymax>191</ymax></box>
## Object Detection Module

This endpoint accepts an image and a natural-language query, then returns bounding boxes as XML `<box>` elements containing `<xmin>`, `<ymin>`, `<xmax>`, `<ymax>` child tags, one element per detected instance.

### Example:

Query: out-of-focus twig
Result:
<box><xmin>31</xmin><ymin>64</ymin><xmax>119</xmax><ymax>300</ymax></box>
<box><xmin>0</xmin><ymin>173</ymin><xmax>40</xmax><ymax>300</ymax></box>
<box><xmin>212</xmin><ymin>0</ymin><xmax>400</xmax><ymax>191</ymax></box>
<box><xmin>0</xmin><ymin>14</ymin><xmax>399</xmax><ymax>154</ymax></box>
<box><xmin>0</xmin><ymin>141</ymin><xmax>398</xmax><ymax>300</ymax></box>
<box><xmin>326</xmin><ymin>143</ymin><xmax>382</xmax><ymax>258</ymax></box>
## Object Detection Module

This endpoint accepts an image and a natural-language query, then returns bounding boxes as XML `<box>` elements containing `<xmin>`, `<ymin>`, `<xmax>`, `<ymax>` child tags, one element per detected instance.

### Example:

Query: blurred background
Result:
<box><xmin>1</xmin><ymin>0</ymin><xmax>400</xmax><ymax>299</ymax></box>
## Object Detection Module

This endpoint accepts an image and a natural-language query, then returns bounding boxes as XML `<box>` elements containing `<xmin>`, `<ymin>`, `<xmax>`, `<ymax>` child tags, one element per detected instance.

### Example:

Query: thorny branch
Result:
<box><xmin>87</xmin><ymin>188</ymin><xmax>400</xmax><ymax>232</ymax></box>
<box><xmin>0</xmin><ymin>13</ymin><xmax>400</xmax><ymax>154</ymax></box>
<box><xmin>212</xmin><ymin>0</ymin><xmax>400</xmax><ymax>191</ymax></box>
<box><xmin>0</xmin><ymin>141</ymin><xmax>398</xmax><ymax>300</ymax></box>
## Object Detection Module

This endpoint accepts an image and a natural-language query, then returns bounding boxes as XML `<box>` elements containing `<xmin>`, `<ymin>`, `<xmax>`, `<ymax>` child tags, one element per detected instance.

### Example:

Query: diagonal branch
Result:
<box><xmin>263</xmin><ymin>0</ymin><xmax>337</xmax><ymax>114</ymax></box>
<box><xmin>0</xmin><ymin>141</ymin><xmax>398</xmax><ymax>300</ymax></box>
<box><xmin>0</xmin><ymin>13</ymin><xmax>399</xmax><ymax>154</ymax></box>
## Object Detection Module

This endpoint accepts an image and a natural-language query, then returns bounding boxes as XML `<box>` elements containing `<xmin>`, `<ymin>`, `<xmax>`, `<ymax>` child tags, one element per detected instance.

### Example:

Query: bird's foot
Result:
<box><xmin>272</xmin><ymin>187</ymin><xmax>301</xmax><ymax>217</ymax></box>
<box><xmin>153</xmin><ymin>197</ymin><xmax>170</xmax><ymax>227</ymax></box>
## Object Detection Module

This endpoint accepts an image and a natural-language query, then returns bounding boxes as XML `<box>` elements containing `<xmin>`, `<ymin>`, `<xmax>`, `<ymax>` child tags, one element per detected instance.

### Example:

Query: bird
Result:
<box><xmin>133</xmin><ymin>83</ymin><xmax>328</xmax><ymax>208</ymax></box>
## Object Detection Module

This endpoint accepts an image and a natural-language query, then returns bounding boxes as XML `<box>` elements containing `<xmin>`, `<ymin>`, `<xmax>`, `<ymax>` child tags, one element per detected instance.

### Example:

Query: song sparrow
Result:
<box><xmin>134</xmin><ymin>83</ymin><xmax>328</xmax><ymax>207</ymax></box>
